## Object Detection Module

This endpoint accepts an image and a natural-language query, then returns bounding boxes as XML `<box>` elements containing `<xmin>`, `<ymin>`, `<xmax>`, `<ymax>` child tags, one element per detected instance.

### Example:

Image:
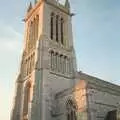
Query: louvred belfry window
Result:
<box><xmin>56</xmin><ymin>15</ymin><xmax>59</xmax><ymax>42</ymax></box>
<box><xmin>50</xmin><ymin>13</ymin><xmax>54</xmax><ymax>40</ymax></box>
<box><xmin>61</xmin><ymin>18</ymin><xmax>64</xmax><ymax>44</ymax></box>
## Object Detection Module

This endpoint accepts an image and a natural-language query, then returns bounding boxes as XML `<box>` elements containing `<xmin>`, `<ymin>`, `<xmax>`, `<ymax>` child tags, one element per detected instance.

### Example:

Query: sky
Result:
<box><xmin>0</xmin><ymin>0</ymin><xmax>120</xmax><ymax>119</ymax></box>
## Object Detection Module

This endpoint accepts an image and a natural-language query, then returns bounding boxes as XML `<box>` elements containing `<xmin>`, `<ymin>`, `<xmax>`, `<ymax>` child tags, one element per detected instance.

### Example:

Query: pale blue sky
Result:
<box><xmin>0</xmin><ymin>0</ymin><xmax>120</xmax><ymax>119</ymax></box>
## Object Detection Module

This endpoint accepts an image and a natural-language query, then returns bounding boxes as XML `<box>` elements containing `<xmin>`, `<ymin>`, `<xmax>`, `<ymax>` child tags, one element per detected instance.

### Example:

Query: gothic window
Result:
<box><xmin>53</xmin><ymin>53</ymin><xmax>56</xmax><ymax>71</ymax></box>
<box><xmin>30</xmin><ymin>21</ymin><xmax>33</xmax><ymax>42</ymax></box>
<box><xmin>23</xmin><ymin>82</ymin><xmax>31</xmax><ymax>120</ymax></box>
<box><xmin>50</xmin><ymin>51</ymin><xmax>54</xmax><ymax>71</ymax></box>
<box><xmin>25</xmin><ymin>59</ymin><xmax>28</xmax><ymax>76</ymax></box>
<box><xmin>66</xmin><ymin>100</ymin><xmax>77</xmax><ymax>120</ymax></box>
<box><xmin>69</xmin><ymin>59</ymin><xmax>73</xmax><ymax>74</ymax></box>
<box><xmin>60</xmin><ymin>55</ymin><xmax>63</xmax><ymax>73</ymax></box>
<box><xmin>64</xmin><ymin>56</ymin><xmax>67</xmax><ymax>73</ymax></box>
<box><xmin>26</xmin><ymin>59</ymin><xmax>29</xmax><ymax>76</ymax></box>
<box><xmin>25</xmin><ymin>52</ymin><xmax>35</xmax><ymax>77</ymax></box>
<box><xmin>28</xmin><ymin>21</ymin><xmax>33</xmax><ymax>51</ymax></box>
<box><xmin>29</xmin><ymin>57</ymin><xmax>32</xmax><ymax>73</ymax></box>
<box><xmin>66</xmin><ymin>57</ymin><xmax>69</xmax><ymax>74</ymax></box>
<box><xmin>26</xmin><ymin>23</ymin><xmax>30</xmax><ymax>47</ymax></box>
<box><xmin>55</xmin><ymin>53</ymin><xmax>58</xmax><ymax>71</ymax></box>
<box><xmin>68</xmin><ymin>59</ymin><xmax>71</xmax><ymax>74</ymax></box>
<box><xmin>33</xmin><ymin>18</ymin><xmax>36</xmax><ymax>46</ymax></box>
<box><xmin>56</xmin><ymin>15</ymin><xmax>59</xmax><ymax>42</ymax></box>
<box><xmin>27</xmin><ymin>15</ymin><xmax>39</xmax><ymax>52</ymax></box>
<box><xmin>61</xmin><ymin>56</ymin><xmax>64</xmax><ymax>74</ymax></box>
<box><xmin>28</xmin><ymin>57</ymin><xmax>31</xmax><ymax>74</ymax></box>
<box><xmin>50</xmin><ymin>13</ymin><xmax>54</xmax><ymax>40</ymax></box>
<box><xmin>32</xmin><ymin>53</ymin><xmax>35</xmax><ymax>70</ymax></box>
<box><xmin>31</xmin><ymin>21</ymin><xmax>34</xmax><ymax>47</ymax></box>
<box><xmin>50</xmin><ymin>13</ymin><xmax>65</xmax><ymax>45</ymax></box>
<box><xmin>35</xmin><ymin>15</ymin><xmax>39</xmax><ymax>42</ymax></box>
<box><xmin>50</xmin><ymin>51</ymin><xmax>71</xmax><ymax>76</ymax></box>
<box><xmin>61</xmin><ymin>18</ymin><xmax>64</xmax><ymax>44</ymax></box>
<box><xmin>58</xmin><ymin>54</ymin><xmax>60</xmax><ymax>72</ymax></box>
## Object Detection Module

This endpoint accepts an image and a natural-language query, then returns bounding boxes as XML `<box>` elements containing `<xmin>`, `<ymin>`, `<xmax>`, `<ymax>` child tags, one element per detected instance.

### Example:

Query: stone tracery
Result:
<box><xmin>50</xmin><ymin>51</ymin><xmax>72</xmax><ymax>76</ymax></box>
<box><xmin>50</xmin><ymin>12</ymin><xmax>65</xmax><ymax>45</ymax></box>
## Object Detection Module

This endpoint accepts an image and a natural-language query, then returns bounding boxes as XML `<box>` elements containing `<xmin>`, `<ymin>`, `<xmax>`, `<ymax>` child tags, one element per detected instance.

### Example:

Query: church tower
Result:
<box><xmin>11</xmin><ymin>0</ymin><xmax>77</xmax><ymax>120</ymax></box>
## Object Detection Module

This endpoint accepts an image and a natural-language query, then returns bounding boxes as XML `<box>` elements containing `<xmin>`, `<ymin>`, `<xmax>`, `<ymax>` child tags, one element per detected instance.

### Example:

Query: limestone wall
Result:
<box><xmin>87</xmin><ymin>83</ymin><xmax>120</xmax><ymax>120</ymax></box>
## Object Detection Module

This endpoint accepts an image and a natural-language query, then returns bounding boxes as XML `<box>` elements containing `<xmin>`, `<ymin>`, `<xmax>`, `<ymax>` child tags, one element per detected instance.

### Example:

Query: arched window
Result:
<box><xmin>56</xmin><ymin>15</ymin><xmax>59</xmax><ymax>42</ymax></box>
<box><xmin>64</xmin><ymin>56</ymin><xmax>67</xmax><ymax>73</ymax></box>
<box><xmin>66</xmin><ymin>99</ymin><xmax>77</xmax><ymax>120</ymax></box>
<box><xmin>23</xmin><ymin>82</ymin><xmax>31</xmax><ymax>120</ymax></box>
<box><xmin>27</xmin><ymin>16</ymin><xmax>39</xmax><ymax>52</ymax></box>
<box><xmin>33</xmin><ymin>18</ymin><xmax>36</xmax><ymax>47</ymax></box>
<box><xmin>69</xmin><ymin>59</ymin><xmax>73</xmax><ymax>74</ymax></box>
<box><xmin>60</xmin><ymin>55</ymin><xmax>63</xmax><ymax>73</ymax></box>
<box><xmin>32</xmin><ymin>53</ymin><xmax>35</xmax><ymax>71</ymax></box>
<box><xmin>31</xmin><ymin>21</ymin><xmax>34</xmax><ymax>48</ymax></box>
<box><xmin>29</xmin><ymin>56</ymin><xmax>32</xmax><ymax>74</ymax></box>
<box><xmin>26</xmin><ymin>59</ymin><xmax>29</xmax><ymax>76</ymax></box>
<box><xmin>50</xmin><ymin>13</ymin><xmax>54</xmax><ymax>40</ymax></box>
<box><xmin>35</xmin><ymin>15</ymin><xmax>39</xmax><ymax>42</ymax></box>
<box><xmin>55</xmin><ymin>53</ymin><xmax>58</xmax><ymax>71</ymax></box>
<box><xmin>28</xmin><ymin>57</ymin><xmax>31</xmax><ymax>74</ymax></box>
<box><xmin>61</xmin><ymin>18</ymin><xmax>64</xmax><ymax>44</ymax></box>
<box><xmin>58</xmin><ymin>54</ymin><xmax>60</xmax><ymax>72</ymax></box>
<box><xmin>25</xmin><ymin>59</ymin><xmax>28</xmax><ymax>76</ymax></box>
<box><xmin>50</xmin><ymin>51</ymin><xmax>54</xmax><ymax>71</ymax></box>
<box><xmin>61</xmin><ymin>56</ymin><xmax>64</xmax><ymax>74</ymax></box>
<box><xmin>28</xmin><ymin>21</ymin><xmax>33</xmax><ymax>51</ymax></box>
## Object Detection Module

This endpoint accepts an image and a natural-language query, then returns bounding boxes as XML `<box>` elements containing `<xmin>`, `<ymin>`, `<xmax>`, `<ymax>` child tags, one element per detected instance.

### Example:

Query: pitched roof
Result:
<box><xmin>77</xmin><ymin>71</ymin><xmax>120</xmax><ymax>94</ymax></box>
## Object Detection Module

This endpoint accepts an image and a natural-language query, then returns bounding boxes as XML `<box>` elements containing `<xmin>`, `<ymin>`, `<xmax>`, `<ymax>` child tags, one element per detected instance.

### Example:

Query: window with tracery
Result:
<box><xmin>25</xmin><ymin>53</ymin><xmax>35</xmax><ymax>77</ymax></box>
<box><xmin>50</xmin><ymin>51</ymin><xmax>72</xmax><ymax>76</ymax></box>
<box><xmin>66</xmin><ymin>100</ymin><xmax>77</xmax><ymax>120</ymax></box>
<box><xmin>27</xmin><ymin>15</ymin><xmax>39</xmax><ymax>52</ymax></box>
<box><xmin>50</xmin><ymin>12</ymin><xmax>65</xmax><ymax>46</ymax></box>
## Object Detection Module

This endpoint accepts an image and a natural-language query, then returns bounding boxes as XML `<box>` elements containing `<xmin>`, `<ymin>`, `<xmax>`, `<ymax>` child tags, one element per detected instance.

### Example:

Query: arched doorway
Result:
<box><xmin>66</xmin><ymin>99</ymin><xmax>77</xmax><ymax>120</ymax></box>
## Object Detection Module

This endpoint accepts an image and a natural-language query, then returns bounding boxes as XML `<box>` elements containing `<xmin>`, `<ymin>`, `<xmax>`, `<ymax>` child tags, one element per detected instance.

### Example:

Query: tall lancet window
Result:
<box><xmin>50</xmin><ymin>13</ymin><xmax>54</xmax><ymax>40</ymax></box>
<box><xmin>66</xmin><ymin>100</ymin><xmax>77</xmax><ymax>120</ymax></box>
<box><xmin>33</xmin><ymin>18</ymin><xmax>36</xmax><ymax>47</ymax></box>
<box><xmin>50</xmin><ymin>51</ymin><xmax>54</xmax><ymax>71</ymax></box>
<box><xmin>56</xmin><ymin>15</ymin><xmax>59</xmax><ymax>42</ymax></box>
<box><xmin>61</xmin><ymin>18</ymin><xmax>64</xmax><ymax>45</ymax></box>
<box><xmin>31</xmin><ymin>20</ymin><xmax>34</xmax><ymax>48</ymax></box>
<box><xmin>28</xmin><ymin>21</ymin><xmax>33</xmax><ymax>51</ymax></box>
<box><xmin>23</xmin><ymin>82</ymin><xmax>31</xmax><ymax>120</ymax></box>
<box><xmin>35</xmin><ymin>15</ymin><xmax>39</xmax><ymax>42</ymax></box>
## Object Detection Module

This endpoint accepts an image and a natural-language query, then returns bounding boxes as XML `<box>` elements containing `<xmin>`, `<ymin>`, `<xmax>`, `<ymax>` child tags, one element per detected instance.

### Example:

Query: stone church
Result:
<box><xmin>10</xmin><ymin>0</ymin><xmax>120</xmax><ymax>120</ymax></box>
